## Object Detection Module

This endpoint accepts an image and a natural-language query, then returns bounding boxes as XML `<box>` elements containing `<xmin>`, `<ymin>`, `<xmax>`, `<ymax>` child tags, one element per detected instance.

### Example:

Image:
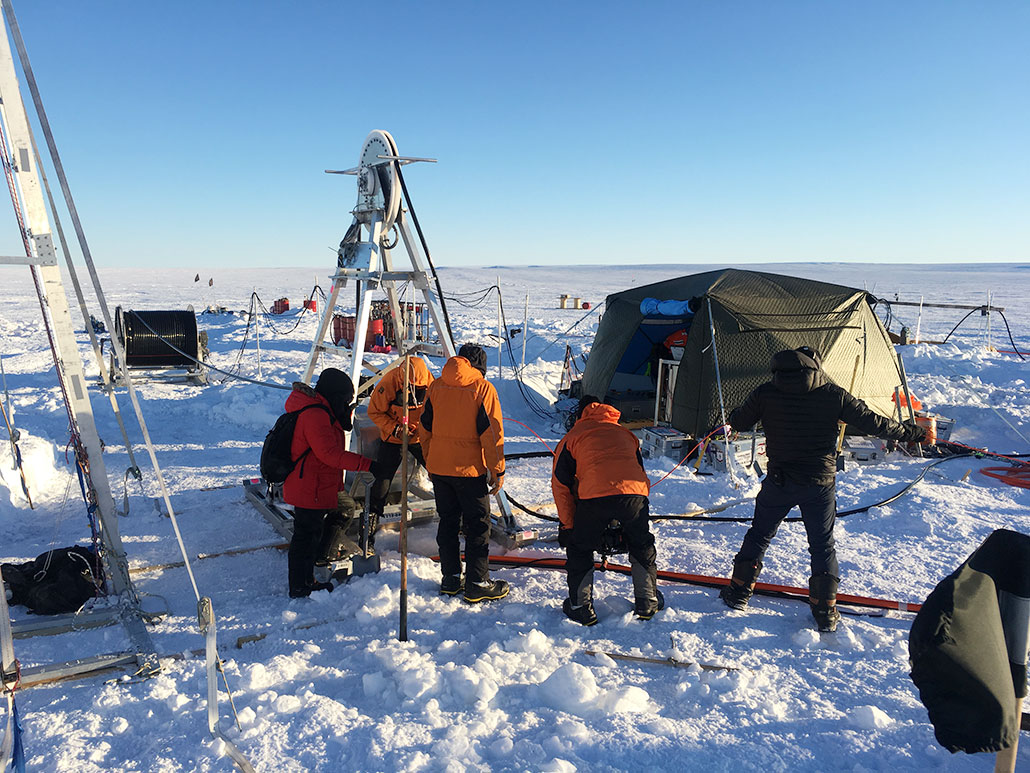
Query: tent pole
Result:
<box><xmin>896</xmin><ymin>351</ymin><xmax>922</xmax><ymax>458</ymax></box>
<box><xmin>706</xmin><ymin>298</ymin><xmax>735</xmax><ymax>484</ymax></box>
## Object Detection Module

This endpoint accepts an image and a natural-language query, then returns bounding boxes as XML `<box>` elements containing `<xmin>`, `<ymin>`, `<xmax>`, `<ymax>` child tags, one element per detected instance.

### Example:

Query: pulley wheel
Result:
<box><xmin>354</xmin><ymin>129</ymin><xmax>401</xmax><ymax>231</ymax></box>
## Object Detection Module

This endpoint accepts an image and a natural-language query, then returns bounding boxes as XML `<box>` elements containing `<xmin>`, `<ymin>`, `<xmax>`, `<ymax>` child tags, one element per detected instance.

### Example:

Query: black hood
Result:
<box><xmin>770</xmin><ymin>349</ymin><xmax>826</xmax><ymax>394</ymax></box>
<box><xmin>458</xmin><ymin>343</ymin><xmax>488</xmax><ymax>376</ymax></box>
<box><xmin>314</xmin><ymin>367</ymin><xmax>355</xmax><ymax>430</ymax></box>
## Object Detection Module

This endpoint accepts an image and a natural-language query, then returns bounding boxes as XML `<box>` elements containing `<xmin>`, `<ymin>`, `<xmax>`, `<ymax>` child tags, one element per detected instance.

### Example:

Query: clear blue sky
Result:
<box><xmin>2</xmin><ymin>1</ymin><xmax>1027</xmax><ymax>267</ymax></box>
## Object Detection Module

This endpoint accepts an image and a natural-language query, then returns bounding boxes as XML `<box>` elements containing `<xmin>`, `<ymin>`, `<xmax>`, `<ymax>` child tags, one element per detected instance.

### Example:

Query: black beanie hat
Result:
<box><xmin>458</xmin><ymin>343</ymin><xmax>488</xmax><ymax>376</ymax></box>
<box><xmin>315</xmin><ymin>368</ymin><xmax>355</xmax><ymax>403</ymax></box>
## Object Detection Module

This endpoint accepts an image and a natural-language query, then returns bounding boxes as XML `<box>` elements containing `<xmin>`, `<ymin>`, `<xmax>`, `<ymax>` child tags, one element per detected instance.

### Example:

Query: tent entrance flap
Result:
<box><xmin>609</xmin><ymin>316</ymin><xmax>693</xmax><ymax>393</ymax></box>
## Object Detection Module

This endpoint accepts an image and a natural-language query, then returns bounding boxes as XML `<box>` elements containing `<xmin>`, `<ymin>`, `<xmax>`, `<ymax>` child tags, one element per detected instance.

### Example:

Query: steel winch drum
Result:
<box><xmin>115</xmin><ymin>307</ymin><xmax>199</xmax><ymax>369</ymax></box>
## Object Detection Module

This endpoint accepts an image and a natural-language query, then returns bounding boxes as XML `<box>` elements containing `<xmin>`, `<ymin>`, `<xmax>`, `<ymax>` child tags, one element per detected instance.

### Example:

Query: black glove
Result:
<box><xmin>367</xmin><ymin>460</ymin><xmax>389</xmax><ymax>479</ymax></box>
<box><xmin>901</xmin><ymin>421</ymin><xmax>927</xmax><ymax>444</ymax></box>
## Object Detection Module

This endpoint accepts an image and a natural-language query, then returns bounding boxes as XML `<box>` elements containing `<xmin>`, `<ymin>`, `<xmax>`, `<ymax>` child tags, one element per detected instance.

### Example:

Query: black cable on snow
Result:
<box><xmin>996</xmin><ymin>309</ymin><xmax>1026</xmax><ymax>361</ymax></box>
<box><xmin>444</xmin><ymin>285</ymin><xmax>499</xmax><ymax>309</ymax></box>
<box><xmin>648</xmin><ymin>453</ymin><xmax>979</xmax><ymax>523</ymax></box>
<box><xmin>495</xmin><ymin>286</ymin><xmax>555</xmax><ymax>422</ymax></box>
<box><xmin>395</xmin><ymin>163</ymin><xmax>453</xmax><ymax>345</ymax></box>
<box><xmin>505</xmin><ymin>492</ymin><xmax>560</xmax><ymax>523</ymax></box>
<box><xmin>504</xmin><ymin>453</ymin><xmax>979</xmax><ymax>526</ymax></box>
<box><xmin>252</xmin><ymin>286</ymin><xmax>320</xmax><ymax>337</ymax></box>
<box><xmin>941</xmin><ymin>308</ymin><xmax>982</xmax><ymax>345</ymax></box>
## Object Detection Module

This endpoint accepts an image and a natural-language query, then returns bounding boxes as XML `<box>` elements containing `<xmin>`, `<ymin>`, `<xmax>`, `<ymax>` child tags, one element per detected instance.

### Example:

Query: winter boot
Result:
<box><xmin>289</xmin><ymin>580</ymin><xmax>334</xmax><ymax>599</ymax></box>
<box><xmin>719</xmin><ymin>558</ymin><xmax>762</xmax><ymax>611</ymax></box>
<box><xmin>463</xmin><ymin>579</ymin><xmax>510</xmax><ymax>604</ymax></box>
<box><xmin>562</xmin><ymin>598</ymin><xmax>598</xmax><ymax>626</ymax></box>
<box><xmin>634</xmin><ymin>589</ymin><xmax>665</xmax><ymax>620</ymax></box>
<box><xmin>809</xmin><ymin>573</ymin><xmax>841</xmax><ymax>633</ymax></box>
<box><xmin>440</xmin><ymin>574</ymin><xmax>464</xmax><ymax>596</ymax></box>
<box><xmin>629</xmin><ymin>553</ymin><xmax>659</xmax><ymax>609</ymax></box>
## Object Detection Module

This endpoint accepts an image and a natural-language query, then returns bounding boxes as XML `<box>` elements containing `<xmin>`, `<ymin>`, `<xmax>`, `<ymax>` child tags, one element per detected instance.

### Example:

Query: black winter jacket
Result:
<box><xmin>728</xmin><ymin>349</ymin><xmax>920</xmax><ymax>485</ymax></box>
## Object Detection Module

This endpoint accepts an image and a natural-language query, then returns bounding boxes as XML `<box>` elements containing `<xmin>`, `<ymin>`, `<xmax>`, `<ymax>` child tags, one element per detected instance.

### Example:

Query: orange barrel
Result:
<box><xmin>331</xmin><ymin>314</ymin><xmax>356</xmax><ymax>346</ymax></box>
<box><xmin>369</xmin><ymin>318</ymin><xmax>384</xmax><ymax>336</ymax></box>
<box><xmin>914</xmin><ymin>415</ymin><xmax>937</xmax><ymax>446</ymax></box>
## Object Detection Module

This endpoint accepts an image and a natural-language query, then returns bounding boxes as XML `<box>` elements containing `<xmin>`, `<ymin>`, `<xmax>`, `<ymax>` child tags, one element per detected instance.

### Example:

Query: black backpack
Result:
<box><xmin>260</xmin><ymin>404</ymin><xmax>330</xmax><ymax>484</ymax></box>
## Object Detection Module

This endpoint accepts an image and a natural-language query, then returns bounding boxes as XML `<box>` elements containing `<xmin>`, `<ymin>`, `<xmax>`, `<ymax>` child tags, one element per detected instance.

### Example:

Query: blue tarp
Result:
<box><xmin>639</xmin><ymin>298</ymin><xmax>695</xmax><ymax>317</ymax></box>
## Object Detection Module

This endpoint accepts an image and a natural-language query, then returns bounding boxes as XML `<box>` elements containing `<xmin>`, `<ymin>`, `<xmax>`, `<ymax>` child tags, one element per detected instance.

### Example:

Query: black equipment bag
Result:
<box><xmin>908</xmin><ymin>528</ymin><xmax>1030</xmax><ymax>753</ymax></box>
<box><xmin>259</xmin><ymin>404</ymin><xmax>329</xmax><ymax>484</ymax></box>
<box><xmin>1</xmin><ymin>546</ymin><xmax>103</xmax><ymax>615</ymax></box>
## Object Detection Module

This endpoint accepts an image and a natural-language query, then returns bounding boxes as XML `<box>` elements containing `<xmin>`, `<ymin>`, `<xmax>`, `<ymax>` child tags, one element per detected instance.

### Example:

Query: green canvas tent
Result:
<box><xmin>581</xmin><ymin>269</ymin><xmax>905</xmax><ymax>437</ymax></box>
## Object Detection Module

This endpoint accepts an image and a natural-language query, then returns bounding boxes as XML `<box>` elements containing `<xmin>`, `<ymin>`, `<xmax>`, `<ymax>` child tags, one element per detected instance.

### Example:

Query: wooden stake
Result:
<box><xmin>584</xmin><ymin>649</ymin><xmax>740</xmax><ymax>672</ymax></box>
<box><xmin>399</xmin><ymin>352</ymin><xmax>411</xmax><ymax>642</ymax></box>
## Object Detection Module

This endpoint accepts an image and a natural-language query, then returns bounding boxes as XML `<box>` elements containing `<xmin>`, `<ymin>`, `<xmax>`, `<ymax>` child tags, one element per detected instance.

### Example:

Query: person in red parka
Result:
<box><xmin>552</xmin><ymin>396</ymin><xmax>662</xmax><ymax>625</ymax></box>
<box><xmin>282</xmin><ymin>368</ymin><xmax>380</xmax><ymax>598</ymax></box>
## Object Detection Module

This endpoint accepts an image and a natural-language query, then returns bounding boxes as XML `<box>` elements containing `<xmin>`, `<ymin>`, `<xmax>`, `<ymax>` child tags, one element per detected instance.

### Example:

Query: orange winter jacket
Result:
<box><xmin>551</xmin><ymin>402</ymin><xmax>650</xmax><ymax>529</ymax></box>
<box><xmin>367</xmin><ymin>358</ymin><xmax>434</xmax><ymax>444</ymax></box>
<box><xmin>419</xmin><ymin>356</ymin><xmax>505</xmax><ymax>480</ymax></box>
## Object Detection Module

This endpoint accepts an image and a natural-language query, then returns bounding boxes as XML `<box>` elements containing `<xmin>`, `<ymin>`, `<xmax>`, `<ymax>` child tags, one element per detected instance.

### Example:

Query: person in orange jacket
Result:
<box><xmin>420</xmin><ymin>344</ymin><xmax>510</xmax><ymax>603</ymax></box>
<box><xmin>365</xmin><ymin>357</ymin><xmax>434</xmax><ymax>552</ymax></box>
<box><xmin>552</xmin><ymin>396</ymin><xmax>662</xmax><ymax>625</ymax></box>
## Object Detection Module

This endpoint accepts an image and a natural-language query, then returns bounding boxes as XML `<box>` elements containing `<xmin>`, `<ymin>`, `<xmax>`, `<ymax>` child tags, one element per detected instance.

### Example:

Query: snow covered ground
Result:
<box><xmin>1</xmin><ymin>262</ymin><xmax>1028</xmax><ymax>772</ymax></box>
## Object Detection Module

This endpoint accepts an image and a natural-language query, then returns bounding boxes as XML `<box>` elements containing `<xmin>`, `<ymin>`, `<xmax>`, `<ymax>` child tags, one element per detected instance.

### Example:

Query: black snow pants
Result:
<box><xmin>288</xmin><ymin>501</ymin><xmax>355</xmax><ymax>594</ymax></box>
<box><xmin>565</xmin><ymin>494</ymin><xmax>657</xmax><ymax>606</ymax></box>
<box><xmin>368</xmin><ymin>441</ymin><xmax>425</xmax><ymax>516</ymax></box>
<box><xmin>735</xmin><ymin>474</ymin><xmax>838</xmax><ymax>578</ymax></box>
<box><xmin>432</xmin><ymin>473</ymin><xmax>491</xmax><ymax>585</ymax></box>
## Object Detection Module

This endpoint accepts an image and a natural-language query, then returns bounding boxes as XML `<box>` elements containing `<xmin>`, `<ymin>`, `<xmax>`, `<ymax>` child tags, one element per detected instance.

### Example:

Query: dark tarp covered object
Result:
<box><xmin>580</xmin><ymin>269</ymin><xmax>904</xmax><ymax>437</ymax></box>
<box><xmin>1</xmin><ymin>545</ymin><xmax>102</xmax><ymax>615</ymax></box>
<box><xmin>909</xmin><ymin>528</ymin><xmax>1030</xmax><ymax>753</ymax></box>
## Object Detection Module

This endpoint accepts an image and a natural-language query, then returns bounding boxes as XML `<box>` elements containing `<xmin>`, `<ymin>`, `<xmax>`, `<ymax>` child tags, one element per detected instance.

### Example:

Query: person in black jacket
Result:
<box><xmin>719</xmin><ymin>346</ymin><xmax>926</xmax><ymax>632</ymax></box>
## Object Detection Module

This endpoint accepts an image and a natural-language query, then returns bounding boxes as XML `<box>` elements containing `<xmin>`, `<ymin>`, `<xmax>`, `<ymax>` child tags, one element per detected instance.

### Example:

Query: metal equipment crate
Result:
<box><xmin>842</xmin><ymin>436</ymin><xmax>892</xmax><ymax>464</ymax></box>
<box><xmin>640</xmin><ymin>426</ymin><xmax>689</xmax><ymax>461</ymax></box>
<box><xmin>701</xmin><ymin>433</ymin><xmax>767</xmax><ymax>473</ymax></box>
<box><xmin>607</xmin><ymin>390</ymin><xmax>656</xmax><ymax>423</ymax></box>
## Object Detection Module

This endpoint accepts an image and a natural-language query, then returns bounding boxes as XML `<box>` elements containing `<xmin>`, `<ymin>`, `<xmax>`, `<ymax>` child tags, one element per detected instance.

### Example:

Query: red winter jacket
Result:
<box><xmin>281</xmin><ymin>383</ymin><xmax>371</xmax><ymax>509</ymax></box>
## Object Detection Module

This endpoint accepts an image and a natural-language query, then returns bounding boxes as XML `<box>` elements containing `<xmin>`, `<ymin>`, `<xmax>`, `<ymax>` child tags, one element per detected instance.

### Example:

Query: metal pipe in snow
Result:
<box><xmin>706</xmin><ymin>297</ymin><xmax>735</xmax><ymax>482</ymax></box>
<box><xmin>497</xmin><ymin>275</ymin><xmax>503</xmax><ymax>381</ymax></box>
<box><xmin>521</xmin><ymin>292</ymin><xmax>528</xmax><ymax>370</ymax></box>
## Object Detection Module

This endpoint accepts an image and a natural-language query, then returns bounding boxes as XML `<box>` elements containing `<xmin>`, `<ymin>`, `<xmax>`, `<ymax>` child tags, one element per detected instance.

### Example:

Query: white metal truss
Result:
<box><xmin>0</xmin><ymin>3</ymin><xmax>159</xmax><ymax>678</ymax></box>
<box><xmin>303</xmin><ymin>131</ymin><xmax>534</xmax><ymax>548</ymax></box>
<box><xmin>303</xmin><ymin>129</ymin><xmax>457</xmax><ymax>387</ymax></box>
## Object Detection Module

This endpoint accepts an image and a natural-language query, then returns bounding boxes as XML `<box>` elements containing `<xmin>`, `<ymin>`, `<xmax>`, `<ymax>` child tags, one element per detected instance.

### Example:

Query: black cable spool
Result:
<box><xmin>115</xmin><ymin>306</ymin><xmax>199</xmax><ymax>369</ymax></box>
